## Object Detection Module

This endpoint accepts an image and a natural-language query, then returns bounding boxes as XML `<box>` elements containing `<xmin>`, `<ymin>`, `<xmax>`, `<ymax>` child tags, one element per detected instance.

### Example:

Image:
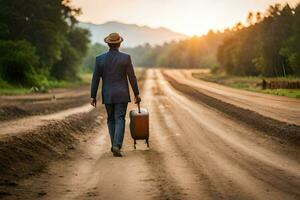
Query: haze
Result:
<box><xmin>72</xmin><ymin>0</ymin><xmax>299</xmax><ymax>35</ymax></box>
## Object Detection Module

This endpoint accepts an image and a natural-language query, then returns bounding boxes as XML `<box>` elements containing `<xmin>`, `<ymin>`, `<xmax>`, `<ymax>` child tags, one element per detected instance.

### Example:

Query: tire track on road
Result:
<box><xmin>139</xmin><ymin>69</ymin><xmax>212</xmax><ymax>200</ymax></box>
<box><xmin>162</xmin><ymin>71</ymin><xmax>300</xmax><ymax>145</ymax></box>
<box><xmin>155</xmin><ymin>69</ymin><xmax>300</xmax><ymax>200</ymax></box>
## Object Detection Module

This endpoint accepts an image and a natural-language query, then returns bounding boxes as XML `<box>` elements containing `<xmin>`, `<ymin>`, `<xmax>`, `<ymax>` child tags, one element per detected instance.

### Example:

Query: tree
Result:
<box><xmin>123</xmin><ymin>30</ymin><xmax>226</xmax><ymax>69</ymax></box>
<box><xmin>51</xmin><ymin>27</ymin><xmax>90</xmax><ymax>80</ymax></box>
<box><xmin>0</xmin><ymin>0</ymin><xmax>90</xmax><ymax>85</ymax></box>
<box><xmin>0</xmin><ymin>40</ymin><xmax>39</xmax><ymax>85</ymax></box>
<box><xmin>81</xmin><ymin>43</ymin><xmax>107</xmax><ymax>72</ymax></box>
<box><xmin>280</xmin><ymin>4</ymin><xmax>300</xmax><ymax>76</ymax></box>
<box><xmin>217</xmin><ymin>3</ymin><xmax>299</xmax><ymax>77</ymax></box>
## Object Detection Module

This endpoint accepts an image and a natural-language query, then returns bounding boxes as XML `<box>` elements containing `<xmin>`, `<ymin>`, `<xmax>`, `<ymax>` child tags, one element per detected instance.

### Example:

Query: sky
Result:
<box><xmin>72</xmin><ymin>0</ymin><xmax>299</xmax><ymax>36</ymax></box>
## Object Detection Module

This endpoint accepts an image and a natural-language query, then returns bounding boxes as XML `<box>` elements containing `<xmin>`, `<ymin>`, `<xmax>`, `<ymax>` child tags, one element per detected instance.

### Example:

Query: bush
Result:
<box><xmin>0</xmin><ymin>40</ymin><xmax>41</xmax><ymax>86</ymax></box>
<box><xmin>51</xmin><ymin>41</ymin><xmax>79</xmax><ymax>80</ymax></box>
<box><xmin>211</xmin><ymin>65</ymin><xmax>221</xmax><ymax>74</ymax></box>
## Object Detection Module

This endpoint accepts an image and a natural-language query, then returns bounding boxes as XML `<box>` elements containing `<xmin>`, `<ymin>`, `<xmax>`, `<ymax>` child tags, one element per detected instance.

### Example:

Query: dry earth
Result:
<box><xmin>0</xmin><ymin>69</ymin><xmax>299</xmax><ymax>200</ymax></box>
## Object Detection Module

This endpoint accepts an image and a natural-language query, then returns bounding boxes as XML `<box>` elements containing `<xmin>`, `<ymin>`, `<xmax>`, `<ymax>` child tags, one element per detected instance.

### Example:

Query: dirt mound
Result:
<box><xmin>163</xmin><ymin>72</ymin><xmax>300</xmax><ymax>145</ymax></box>
<box><xmin>0</xmin><ymin>96</ymin><xmax>89</xmax><ymax>122</ymax></box>
<box><xmin>0</xmin><ymin>109</ymin><xmax>100</xmax><ymax>182</ymax></box>
<box><xmin>0</xmin><ymin>106</ymin><xmax>29</xmax><ymax>121</ymax></box>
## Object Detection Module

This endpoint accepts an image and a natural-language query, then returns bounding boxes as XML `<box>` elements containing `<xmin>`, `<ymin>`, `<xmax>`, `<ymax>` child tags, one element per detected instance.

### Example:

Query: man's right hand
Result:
<box><xmin>134</xmin><ymin>95</ymin><xmax>141</xmax><ymax>104</ymax></box>
<box><xmin>90</xmin><ymin>98</ymin><xmax>97</xmax><ymax>107</ymax></box>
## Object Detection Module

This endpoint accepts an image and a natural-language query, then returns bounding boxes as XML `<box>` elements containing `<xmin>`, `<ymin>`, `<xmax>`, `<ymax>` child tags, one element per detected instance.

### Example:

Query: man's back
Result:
<box><xmin>91</xmin><ymin>48</ymin><xmax>139</xmax><ymax>104</ymax></box>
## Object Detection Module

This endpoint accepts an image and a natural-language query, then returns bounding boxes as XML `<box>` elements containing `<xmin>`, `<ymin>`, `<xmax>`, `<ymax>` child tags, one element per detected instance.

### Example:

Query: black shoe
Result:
<box><xmin>112</xmin><ymin>146</ymin><xmax>122</xmax><ymax>157</ymax></box>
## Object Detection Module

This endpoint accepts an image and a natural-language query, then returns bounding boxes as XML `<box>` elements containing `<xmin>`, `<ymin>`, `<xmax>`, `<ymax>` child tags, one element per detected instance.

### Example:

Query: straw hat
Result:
<box><xmin>104</xmin><ymin>33</ymin><xmax>124</xmax><ymax>44</ymax></box>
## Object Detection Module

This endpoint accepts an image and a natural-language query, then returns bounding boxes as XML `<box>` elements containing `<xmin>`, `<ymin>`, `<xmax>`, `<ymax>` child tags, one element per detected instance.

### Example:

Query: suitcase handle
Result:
<box><xmin>138</xmin><ymin>102</ymin><xmax>141</xmax><ymax>113</ymax></box>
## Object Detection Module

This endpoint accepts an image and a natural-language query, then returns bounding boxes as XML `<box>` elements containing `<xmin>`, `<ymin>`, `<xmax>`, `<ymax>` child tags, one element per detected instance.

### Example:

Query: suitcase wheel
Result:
<box><xmin>134</xmin><ymin>139</ymin><xmax>149</xmax><ymax>149</ymax></box>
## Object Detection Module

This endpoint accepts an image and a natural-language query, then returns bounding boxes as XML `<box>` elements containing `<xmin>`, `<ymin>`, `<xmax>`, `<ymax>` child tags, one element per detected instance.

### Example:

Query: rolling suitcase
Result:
<box><xmin>129</xmin><ymin>103</ymin><xmax>149</xmax><ymax>149</ymax></box>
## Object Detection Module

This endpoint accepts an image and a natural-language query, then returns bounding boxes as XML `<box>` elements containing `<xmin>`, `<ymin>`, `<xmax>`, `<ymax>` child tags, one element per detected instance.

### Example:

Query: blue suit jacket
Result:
<box><xmin>91</xmin><ymin>48</ymin><xmax>139</xmax><ymax>104</ymax></box>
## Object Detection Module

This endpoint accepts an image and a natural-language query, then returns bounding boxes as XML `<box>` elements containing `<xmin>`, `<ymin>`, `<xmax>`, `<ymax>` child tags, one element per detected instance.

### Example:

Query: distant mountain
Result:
<box><xmin>78</xmin><ymin>21</ymin><xmax>187</xmax><ymax>47</ymax></box>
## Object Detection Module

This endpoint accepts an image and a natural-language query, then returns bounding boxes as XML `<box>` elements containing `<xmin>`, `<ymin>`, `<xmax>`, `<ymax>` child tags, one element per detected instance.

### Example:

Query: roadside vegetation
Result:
<box><xmin>122</xmin><ymin>31</ymin><xmax>224</xmax><ymax>69</ymax></box>
<box><xmin>192</xmin><ymin>72</ymin><xmax>300</xmax><ymax>99</ymax></box>
<box><xmin>123</xmin><ymin>3</ymin><xmax>300</xmax><ymax>87</ymax></box>
<box><xmin>123</xmin><ymin>3</ymin><xmax>300</xmax><ymax>77</ymax></box>
<box><xmin>0</xmin><ymin>0</ymin><xmax>90</xmax><ymax>94</ymax></box>
<box><xmin>122</xmin><ymin>2</ymin><xmax>300</xmax><ymax>98</ymax></box>
<box><xmin>217</xmin><ymin>4</ymin><xmax>300</xmax><ymax>77</ymax></box>
<box><xmin>0</xmin><ymin>72</ymin><xmax>92</xmax><ymax>95</ymax></box>
<box><xmin>81</xmin><ymin>43</ymin><xmax>107</xmax><ymax>72</ymax></box>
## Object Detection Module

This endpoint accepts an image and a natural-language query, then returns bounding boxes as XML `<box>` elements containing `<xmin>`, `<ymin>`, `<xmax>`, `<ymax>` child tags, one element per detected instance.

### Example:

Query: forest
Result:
<box><xmin>218</xmin><ymin>3</ymin><xmax>300</xmax><ymax>77</ymax></box>
<box><xmin>122</xmin><ymin>3</ymin><xmax>300</xmax><ymax>77</ymax></box>
<box><xmin>123</xmin><ymin>30</ymin><xmax>226</xmax><ymax>69</ymax></box>
<box><xmin>0</xmin><ymin>0</ymin><xmax>90</xmax><ymax>87</ymax></box>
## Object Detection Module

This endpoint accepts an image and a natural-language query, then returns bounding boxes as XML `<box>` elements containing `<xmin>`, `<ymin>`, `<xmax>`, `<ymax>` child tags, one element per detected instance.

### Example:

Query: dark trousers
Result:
<box><xmin>105</xmin><ymin>103</ymin><xmax>128</xmax><ymax>148</ymax></box>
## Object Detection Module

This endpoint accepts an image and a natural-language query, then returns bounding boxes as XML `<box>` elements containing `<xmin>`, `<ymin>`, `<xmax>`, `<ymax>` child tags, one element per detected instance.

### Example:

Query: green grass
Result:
<box><xmin>0</xmin><ymin>78</ymin><xmax>30</xmax><ymax>95</ymax></box>
<box><xmin>0</xmin><ymin>87</ymin><xmax>32</xmax><ymax>95</ymax></box>
<box><xmin>249</xmin><ymin>88</ymin><xmax>300</xmax><ymax>99</ymax></box>
<box><xmin>192</xmin><ymin>73</ymin><xmax>300</xmax><ymax>99</ymax></box>
<box><xmin>0</xmin><ymin>72</ymin><xmax>92</xmax><ymax>95</ymax></box>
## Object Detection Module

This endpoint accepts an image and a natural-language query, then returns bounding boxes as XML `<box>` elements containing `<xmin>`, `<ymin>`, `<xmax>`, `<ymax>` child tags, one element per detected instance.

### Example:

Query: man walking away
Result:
<box><xmin>90</xmin><ymin>33</ymin><xmax>141</xmax><ymax>157</ymax></box>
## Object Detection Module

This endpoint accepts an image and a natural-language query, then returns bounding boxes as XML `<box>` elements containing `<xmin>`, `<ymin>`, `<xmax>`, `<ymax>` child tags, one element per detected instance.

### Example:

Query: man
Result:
<box><xmin>90</xmin><ymin>33</ymin><xmax>141</xmax><ymax>157</ymax></box>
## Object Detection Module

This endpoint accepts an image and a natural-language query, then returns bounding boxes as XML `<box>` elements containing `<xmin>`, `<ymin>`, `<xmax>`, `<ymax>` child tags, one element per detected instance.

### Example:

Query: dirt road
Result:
<box><xmin>0</xmin><ymin>69</ymin><xmax>299</xmax><ymax>200</ymax></box>
<box><xmin>163</xmin><ymin>69</ymin><xmax>300</xmax><ymax>125</ymax></box>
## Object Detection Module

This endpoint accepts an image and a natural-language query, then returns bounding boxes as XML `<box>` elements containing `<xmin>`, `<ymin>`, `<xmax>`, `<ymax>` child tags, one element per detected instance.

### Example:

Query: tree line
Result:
<box><xmin>218</xmin><ymin>3</ymin><xmax>300</xmax><ymax>77</ymax></box>
<box><xmin>123</xmin><ymin>30</ymin><xmax>226</xmax><ymax>69</ymax></box>
<box><xmin>122</xmin><ymin>3</ymin><xmax>300</xmax><ymax>77</ymax></box>
<box><xmin>0</xmin><ymin>0</ymin><xmax>90</xmax><ymax>86</ymax></box>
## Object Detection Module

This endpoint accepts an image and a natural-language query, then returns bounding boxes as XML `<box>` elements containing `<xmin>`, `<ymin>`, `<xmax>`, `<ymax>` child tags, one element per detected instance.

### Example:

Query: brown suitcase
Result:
<box><xmin>129</xmin><ymin>103</ymin><xmax>149</xmax><ymax>149</ymax></box>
